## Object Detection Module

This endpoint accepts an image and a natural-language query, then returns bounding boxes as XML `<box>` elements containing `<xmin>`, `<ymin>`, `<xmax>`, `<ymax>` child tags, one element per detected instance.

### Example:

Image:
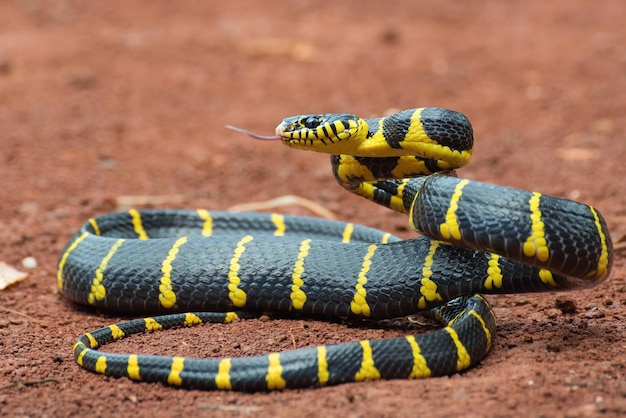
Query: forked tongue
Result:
<box><xmin>225</xmin><ymin>125</ymin><xmax>282</xmax><ymax>141</ymax></box>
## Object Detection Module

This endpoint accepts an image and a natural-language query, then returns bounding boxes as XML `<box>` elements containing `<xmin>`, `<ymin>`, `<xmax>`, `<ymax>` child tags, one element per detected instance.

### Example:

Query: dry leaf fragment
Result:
<box><xmin>0</xmin><ymin>262</ymin><xmax>28</xmax><ymax>290</ymax></box>
<box><xmin>241</xmin><ymin>38</ymin><xmax>318</xmax><ymax>62</ymax></box>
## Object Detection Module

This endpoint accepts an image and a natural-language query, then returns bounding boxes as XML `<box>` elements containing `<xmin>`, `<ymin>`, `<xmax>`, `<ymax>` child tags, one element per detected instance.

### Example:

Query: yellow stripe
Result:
<box><xmin>408</xmin><ymin>108</ymin><xmax>471</xmax><ymax>167</ymax></box>
<box><xmin>483</xmin><ymin>253</ymin><xmax>503</xmax><ymax>290</ymax></box>
<box><xmin>57</xmin><ymin>232</ymin><xmax>89</xmax><ymax>290</ymax></box>
<box><xmin>334</xmin><ymin>120</ymin><xmax>350</xmax><ymax>140</ymax></box>
<box><xmin>523</xmin><ymin>192</ymin><xmax>549</xmax><ymax>262</ymax></box>
<box><xmin>539</xmin><ymin>268</ymin><xmax>557</xmax><ymax>286</ymax></box>
<box><xmin>108</xmin><ymin>324</ymin><xmax>125</xmax><ymax>340</ymax></box>
<box><xmin>408</xmin><ymin>108</ymin><xmax>437</xmax><ymax>144</ymax></box>
<box><xmin>335</xmin><ymin>155</ymin><xmax>376</xmax><ymax>184</ymax></box>
<box><xmin>167</xmin><ymin>357</ymin><xmax>185</xmax><ymax>386</ymax></box>
<box><xmin>444</xmin><ymin>327</ymin><xmax>471</xmax><ymax>371</ymax></box>
<box><xmin>272</xmin><ymin>213</ymin><xmax>286</xmax><ymax>236</ymax></box>
<box><xmin>589</xmin><ymin>206</ymin><xmax>610</xmax><ymax>279</ymax></box>
<box><xmin>128</xmin><ymin>209</ymin><xmax>149</xmax><ymax>240</ymax></box>
<box><xmin>74</xmin><ymin>343</ymin><xmax>87</xmax><ymax>366</ymax></box>
<box><xmin>266</xmin><ymin>353</ymin><xmax>286</xmax><ymax>390</ymax></box>
<box><xmin>362</xmin><ymin>118</ymin><xmax>387</xmax><ymax>151</ymax></box>
<box><xmin>144</xmin><ymin>317</ymin><xmax>163</xmax><ymax>332</ymax></box>
<box><xmin>335</xmin><ymin>119</ymin><xmax>353</xmax><ymax>140</ymax></box>
<box><xmin>391</xmin><ymin>158</ymin><xmax>435</xmax><ymax>179</ymax></box>
<box><xmin>439</xmin><ymin>179</ymin><xmax>469</xmax><ymax>241</ymax></box>
<box><xmin>184</xmin><ymin>313</ymin><xmax>203</xmax><ymax>326</ymax></box>
<box><xmin>85</xmin><ymin>333</ymin><xmax>98</xmax><ymax>348</ymax></box>
<box><xmin>88</xmin><ymin>238</ymin><xmax>125</xmax><ymax>304</ymax></box>
<box><xmin>350</xmin><ymin>244</ymin><xmax>377</xmax><ymax>317</ymax></box>
<box><xmin>127</xmin><ymin>354</ymin><xmax>141</xmax><ymax>380</ymax></box>
<box><xmin>215</xmin><ymin>358</ymin><xmax>232</xmax><ymax>390</ymax></box>
<box><xmin>95</xmin><ymin>355</ymin><xmax>107</xmax><ymax>374</ymax></box>
<box><xmin>88</xmin><ymin>218</ymin><xmax>101</xmax><ymax>236</ymax></box>
<box><xmin>290</xmin><ymin>239</ymin><xmax>311</xmax><ymax>310</ymax></box>
<box><xmin>405</xmin><ymin>336</ymin><xmax>431</xmax><ymax>378</ymax></box>
<box><xmin>381</xmin><ymin>233</ymin><xmax>392</xmax><ymax>244</ymax></box>
<box><xmin>418</xmin><ymin>240</ymin><xmax>443</xmax><ymax>309</ymax></box>
<box><xmin>197</xmin><ymin>209</ymin><xmax>213</xmax><ymax>237</ymax></box>
<box><xmin>354</xmin><ymin>340</ymin><xmax>381</xmax><ymax>381</ymax></box>
<box><xmin>342</xmin><ymin>223</ymin><xmax>354</xmax><ymax>243</ymax></box>
<box><xmin>385</xmin><ymin>177</ymin><xmax>411</xmax><ymax>214</ymax></box>
<box><xmin>224</xmin><ymin>312</ymin><xmax>239</xmax><ymax>323</ymax></box>
<box><xmin>469</xmin><ymin>308</ymin><xmax>493</xmax><ymax>351</ymax></box>
<box><xmin>316</xmin><ymin>346</ymin><xmax>329</xmax><ymax>386</ymax></box>
<box><xmin>314</xmin><ymin>124</ymin><xmax>323</xmax><ymax>138</ymax></box>
<box><xmin>353</xmin><ymin>183</ymin><xmax>376</xmax><ymax>204</ymax></box>
<box><xmin>228</xmin><ymin>235</ymin><xmax>253</xmax><ymax>307</ymax></box>
<box><xmin>159</xmin><ymin>237</ymin><xmax>187</xmax><ymax>309</ymax></box>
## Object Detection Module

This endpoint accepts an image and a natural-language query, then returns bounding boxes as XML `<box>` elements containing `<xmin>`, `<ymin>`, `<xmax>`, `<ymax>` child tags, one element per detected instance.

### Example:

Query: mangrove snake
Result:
<box><xmin>58</xmin><ymin>108</ymin><xmax>613</xmax><ymax>391</ymax></box>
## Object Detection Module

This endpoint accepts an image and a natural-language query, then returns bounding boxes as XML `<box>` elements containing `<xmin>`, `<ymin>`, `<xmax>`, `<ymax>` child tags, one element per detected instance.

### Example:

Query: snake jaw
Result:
<box><xmin>275</xmin><ymin>121</ymin><xmax>295</xmax><ymax>143</ymax></box>
<box><xmin>275</xmin><ymin>121</ymin><xmax>312</xmax><ymax>147</ymax></box>
<box><xmin>276</xmin><ymin>121</ymin><xmax>294</xmax><ymax>135</ymax></box>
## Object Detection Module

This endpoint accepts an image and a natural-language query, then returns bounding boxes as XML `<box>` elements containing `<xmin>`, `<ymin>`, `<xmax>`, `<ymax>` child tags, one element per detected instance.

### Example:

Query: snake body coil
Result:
<box><xmin>58</xmin><ymin>108</ymin><xmax>612</xmax><ymax>391</ymax></box>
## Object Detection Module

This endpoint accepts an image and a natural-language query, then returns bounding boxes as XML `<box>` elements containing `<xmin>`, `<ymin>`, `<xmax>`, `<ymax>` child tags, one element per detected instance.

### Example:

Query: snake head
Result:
<box><xmin>275</xmin><ymin>113</ymin><xmax>366</xmax><ymax>151</ymax></box>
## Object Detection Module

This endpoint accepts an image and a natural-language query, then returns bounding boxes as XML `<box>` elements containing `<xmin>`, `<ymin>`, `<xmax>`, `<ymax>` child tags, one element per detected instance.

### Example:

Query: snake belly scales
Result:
<box><xmin>57</xmin><ymin>107</ymin><xmax>613</xmax><ymax>391</ymax></box>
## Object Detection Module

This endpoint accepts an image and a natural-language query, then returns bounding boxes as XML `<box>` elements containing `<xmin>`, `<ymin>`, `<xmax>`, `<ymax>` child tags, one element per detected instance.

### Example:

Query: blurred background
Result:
<box><xmin>2</xmin><ymin>0</ymin><xmax>624</xmax><ymax>216</ymax></box>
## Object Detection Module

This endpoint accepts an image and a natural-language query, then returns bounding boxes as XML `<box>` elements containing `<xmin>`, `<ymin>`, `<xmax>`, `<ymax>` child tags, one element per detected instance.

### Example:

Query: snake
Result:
<box><xmin>58</xmin><ymin>107</ymin><xmax>613</xmax><ymax>391</ymax></box>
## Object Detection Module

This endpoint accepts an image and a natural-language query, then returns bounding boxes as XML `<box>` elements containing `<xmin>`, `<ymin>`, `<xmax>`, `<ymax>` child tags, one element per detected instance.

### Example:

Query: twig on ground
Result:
<box><xmin>0</xmin><ymin>378</ymin><xmax>60</xmax><ymax>391</ymax></box>
<box><xmin>0</xmin><ymin>305</ymin><xmax>46</xmax><ymax>326</ymax></box>
<box><xmin>228</xmin><ymin>195</ymin><xmax>336</xmax><ymax>219</ymax></box>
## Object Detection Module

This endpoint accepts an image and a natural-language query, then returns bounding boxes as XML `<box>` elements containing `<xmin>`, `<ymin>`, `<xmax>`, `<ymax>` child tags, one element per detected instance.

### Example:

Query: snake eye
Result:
<box><xmin>302</xmin><ymin>116</ymin><xmax>322</xmax><ymax>129</ymax></box>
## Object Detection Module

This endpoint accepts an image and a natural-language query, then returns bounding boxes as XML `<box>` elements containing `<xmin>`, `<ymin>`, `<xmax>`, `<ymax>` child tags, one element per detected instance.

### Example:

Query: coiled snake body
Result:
<box><xmin>58</xmin><ymin>108</ymin><xmax>613</xmax><ymax>391</ymax></box>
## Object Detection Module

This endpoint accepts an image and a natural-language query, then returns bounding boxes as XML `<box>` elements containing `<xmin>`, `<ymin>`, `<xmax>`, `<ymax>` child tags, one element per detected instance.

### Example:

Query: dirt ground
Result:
<box><xmin>1</xmin><ymin>1</ymin><xmax>626</xmax><ymax>417</ymax></box>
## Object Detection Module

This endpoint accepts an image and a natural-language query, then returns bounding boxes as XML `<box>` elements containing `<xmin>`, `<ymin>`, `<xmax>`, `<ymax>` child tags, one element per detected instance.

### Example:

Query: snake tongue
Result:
<box><xmin>225</xmin><ymin>125</ymin><xmax>282</xmax><ymax>141</ymax></box>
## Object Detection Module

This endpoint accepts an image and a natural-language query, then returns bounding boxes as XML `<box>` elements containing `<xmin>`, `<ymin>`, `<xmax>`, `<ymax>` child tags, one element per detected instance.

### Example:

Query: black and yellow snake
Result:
<box><xmin>58</xmin><ymin>108</ymin><xmax>613</xmax><ymax>391</ymax></box>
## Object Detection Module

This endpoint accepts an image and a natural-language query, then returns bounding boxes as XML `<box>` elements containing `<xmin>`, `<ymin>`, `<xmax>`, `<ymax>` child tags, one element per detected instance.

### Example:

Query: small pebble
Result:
<box><xmin>546</xmin><ymin>343</ymin><xmax>562</xmax><ymax>353</ymax></box>
<box><xmin>513</xmin><ymin>298</ymin><xmax>530</xmax><ymax>306</ymax></box>
<box><xmin>555</xmin><ymin>297</ymin><xmax>577</xmax><ymax>314</ymax></box>
<box><xmin>545</xmin><ymin>308</ymin><xmax>561</xmax><ymax>319</ymax></box>
<box><xmin>22</xmin><ymin>257</ymin><xmax>37</xmax><ymax>269</ymax></box>
<box><xmin>585</xmin><ymin>307</ymin><xmax>606</xmax><ymax>319</ymax></box>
